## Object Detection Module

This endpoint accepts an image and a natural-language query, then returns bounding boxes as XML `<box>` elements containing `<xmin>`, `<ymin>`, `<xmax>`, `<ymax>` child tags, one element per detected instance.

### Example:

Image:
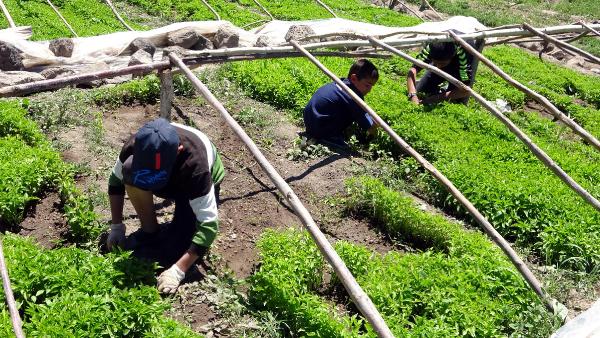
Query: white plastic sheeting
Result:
<box><xmin>0</xmin><ymin>16</ymin><xmax>486</xmax><ymax>71</ymax></box>
<box><xmin>252</xmin><ymin>16</ymin><xmax>486</xmax><ymax>44</ymax></box>
<box><xmin>551</xmin><ymin>299</ymin><xmax>600</xmax><ymax>338</ymax></box>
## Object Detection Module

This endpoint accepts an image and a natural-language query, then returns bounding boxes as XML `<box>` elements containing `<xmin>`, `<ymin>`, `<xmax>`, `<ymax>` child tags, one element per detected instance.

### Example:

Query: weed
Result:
<box><xmin>286</xmin><ymin>137</ymin><xmax>333</xmax><ymax>161</ymax></box>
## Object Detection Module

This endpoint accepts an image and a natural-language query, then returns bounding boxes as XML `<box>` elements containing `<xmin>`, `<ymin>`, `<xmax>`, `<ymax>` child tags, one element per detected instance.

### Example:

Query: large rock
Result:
<box><xmin>167</xmin><ymin>28</ymin><xmax>202</xmax><ymax>49</ymax></box>
<box><xmin>129</xmin><ymin>38</ymin><xmax>156</xmax><ymax>56</ymax></box>
<box><xmin>214</xmin><ymin>25</ymin><xmax>239</xmax><ymax>48</ymax></box>
<box><xmin>192</xmin><ymin>35</ymin><xmax>213</xmax><ymax>50</ymax></box>
<box><xmin>128</xmin><ymin>49</ymin><xmax>153</xmax><ymax>66</ymax></box>
<box><xmin>40</xmin><ymin>67</ymin><xmax>76</xmax><ymax>79</ymax></box>
<box><xmin>285</xmin><ymin>25</ymin><xmax>316</xmax><ymax>42</ymax></box>
<box><xmin>0</xmin><ymin>41</ymin><xmax>24</xmax><ymax>71</ymax></box>
<box><xmin>254</xmin><ymin>35</ymin><xmax>273</xmax><ymax>47</ymax></box>
<box><xmin>49</xmin><ymin>38</ymin><xmax>74</xmax><ymax>57</ymax></box>
<box><xmin>0</xmin><ymin>71</ymin><xmax>44</xmax><ymax>87</ymax></box>
<box><xmin>162</xmin><ymin>46</ymin><xmax>190</xmax><ymax>58</ymax></box>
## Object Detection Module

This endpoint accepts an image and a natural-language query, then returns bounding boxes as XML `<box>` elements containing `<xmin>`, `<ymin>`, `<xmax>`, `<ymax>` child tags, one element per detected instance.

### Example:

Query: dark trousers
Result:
<box><xmin>133</xmin><ymin>185</ymin><xmax>221</xmax><ymax>268</ymax></box>
<box><xmin>417</xmin><ymin>39</ymin><xmax>484</xmax><ymax>104</ymax></box>
<box><xmin>416</xmin><ymin>64</ymin><xmax>472</xmax><ymax>103</ymax></box>
<box><xmin>167</xmin><ymin>184</ymin><xmax>221</xmax><ymax>259</ymax></box>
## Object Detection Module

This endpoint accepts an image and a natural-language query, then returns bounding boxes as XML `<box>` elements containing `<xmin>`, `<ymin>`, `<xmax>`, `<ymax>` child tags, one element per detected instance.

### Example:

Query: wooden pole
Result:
<box><xmin>523</xmin><ymin>23</ymin><xmax>600</xmax><ymax>64</ymax></box>
<box><xmin>168</xmin><ymin>52</ymin><xmax>395</xmax><ymax>338</ymax></box>
<box><xmin>241</xmin><ymin>19</ymin><xmax>270</xmax><ymax>30</ymax></box>
<box><xmin>46</xmin><ymin>0</ymin><xmax>78</xmax><ymax>37</ymax></box>
<box><xmin>257</xmin><ymin>23</ymin><xmax>600</xmax><ymax>53</ymax></box>
<box><xmin>420</xmin><ymin>0</ymin><xmax>441</xmax><ymax>18</ymax></box>
<box><xmin>0</xmin><ymin>61</ymin><xmax>170</xmax><ymax>97</ymax></box>
<box><xmin>159</xmin><ymin>69</ymin><xmax>173</xmax><ymax>119</ymax></box>
<box><xmin>0</xmin><ymin>50</ymin><xmax>389</xmax><ymax>98</ymax></box>
<box><xmin>397</xmin><ymin>1</ymin><xmax>424</xmax><ymax>21</ymax></box>
<box><xmin>315</xmin><ymin>0</ymin><xmax>337</xmax><ymax>18</ymax></box>
<box><xmin>448</xmin><ymin>30</ymin><xmax>600</xmax><ymax>152</ymax></box>
<box><xmin>104</xmin><ymin>0</ymin><xmax>134</xmax><ymax>31</ymax></box>
<box><xmin>564</xmin><ymin>31</ymin><xmax>590</xmax><ymax>43</ymax></box>
<box><xmin>289</xmin><ymin>39</ymin><xmax>556</xmax><ymax>313</ymax></box>
<box><xmin>200</xmin><ymin>0</ymin><xmax>220</xmax><ymax>21</ymax></box>
<box><xmin>252</xmin><ymin>0</ymin><xmax>274</xmax><ymax>21</ymax></box>
<box><xmin>368</xmin><ymin>36</ymin><xmax>600</xmax><ymax>213</ymax></box>
<box><xmin>0</xmin><ymin>238</ymin><xmax>25</xmax><ymax>338</ymax></box>
<box><xmin>578</xmin><ymin>21</ymin><xmax>600</xmax><ymax>37</ymax></box>
<box><xmin>0</xmin><ymin>0</ymin><xmax>15</xmax><ymax>28</ymax></box>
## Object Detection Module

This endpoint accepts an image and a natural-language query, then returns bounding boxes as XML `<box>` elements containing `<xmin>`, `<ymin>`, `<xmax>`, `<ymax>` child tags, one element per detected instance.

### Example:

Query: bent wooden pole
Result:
<box><xmin>46</xmin><ymin>0</ymin><xmax>78</xmax><ymax>37</ymax></box>
<box><xmin>200</xmin><ymin>0</ymin><xmax>220</xmax><ymax>21</ymax></box>
<box><xmin>168</xmin><ymin>52</ymin><xmax>394</xmax><ymax>338</ymax></box>
<box><xmin>523</xmin><ymin>23</ymin><xmax>600</xmax><ymax>64</ymax></box>
<box><xmin>369</xmin><ymin>37</ymin><xmax>600</xmax><ymax>214</ymax></box>
<box><xmin>289</xmin><ymin>39</ymin><xmax>555</xmax><ymax>313</ymax></box>
<box><xmin>252</xmin><ymin>0</ymin><xmax>274</xmax><ymax>21</ymax></box>
<box><xmin>0</xmin><ymin>0</ymin><xmax>15</xmax><ymax>28</ymax></box>
<box><xmin>0</xmin><ymin>238</ymin><xmax>25</xmax><ymax>338</ymax></box>
<box><xmin>104</xmin><ymin>0</ymin><xmax>134</xmax><ymax>31</ymax></box>
<box><xmin>448</xmin><ymin>30</ymin><xmax>600</xmax><ymax>153</ymax></box>
<box><xmin>315</xmin><ymin>0</ymin><xmax>337</xmax><ymax>18</ymax></box>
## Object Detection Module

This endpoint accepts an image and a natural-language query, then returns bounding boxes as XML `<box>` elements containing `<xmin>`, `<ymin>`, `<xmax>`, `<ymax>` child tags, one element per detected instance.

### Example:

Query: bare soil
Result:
<box><xmin>20</xmin><ymin>90</ymin><xmax>398</xmax><ymax>335</ymax></box>
<box><xmin>18</xmin><ymin>192</ymin><xmax>68</xmax><ymax>249</ymax></box>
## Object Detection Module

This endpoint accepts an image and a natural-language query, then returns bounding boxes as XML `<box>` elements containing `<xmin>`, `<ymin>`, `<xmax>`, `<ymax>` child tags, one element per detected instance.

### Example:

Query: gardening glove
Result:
<box><xmin>106</xmin><ymin>223</ymin><xmax>126</xmax><ymax>251</ymax></box>
<box><xmin>157</xmin><ymin>264</ymin><xmax>185</xmax><ymax>294</ymax></box>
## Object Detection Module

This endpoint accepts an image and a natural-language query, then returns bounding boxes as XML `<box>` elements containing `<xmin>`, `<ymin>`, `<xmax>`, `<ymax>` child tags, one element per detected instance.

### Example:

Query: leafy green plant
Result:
<box><xmin>286</xmin><ymin>137</ymin><xmax>333</xmax><ymax>161</ymax></box>
<box><xmin>0</xmin><ymin>0</ymin><xmax>144</xmax><ymax>40</ymax></box>
<box><xmin>222</xmin><ymin>49</ymin><xmax>600</xmax><ymax>272</ymax></box>
<box><xmin>0</xmin><ymin>99</ymin><xmax>103</xmax><ymax>244</ymax></box>
<box><xmin>0</xmin><ymin>234</ymin><xmax>200</xmax><ymax>336</ymax></box>
<box><xmin>249</xmin><ymin>229</ymin><xmax>363</xmax><ymax>337</ymax></box>
<box><xmin>123</xmin><ymin>0</ymin><xmax>263</xmax><ymax>27</ymax></box>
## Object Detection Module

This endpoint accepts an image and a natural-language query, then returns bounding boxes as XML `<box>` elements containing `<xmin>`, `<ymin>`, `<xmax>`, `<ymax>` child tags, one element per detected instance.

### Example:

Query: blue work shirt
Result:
<box><xmin>303</xmin><ymin>78</ymin><xmax>374</xmax><ymax>139</ymax></box>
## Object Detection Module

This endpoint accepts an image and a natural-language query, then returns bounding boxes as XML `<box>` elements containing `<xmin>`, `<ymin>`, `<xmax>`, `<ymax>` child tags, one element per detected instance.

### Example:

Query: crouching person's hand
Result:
<box><xmin>106</xmin><ymin>223</ymin><xmax>126</xmax><ymax>251</ymax></box>
<box><xmin>157</xmin><ymin>264</ymin><xmax>185</xmax><ymax>294</ymax></box>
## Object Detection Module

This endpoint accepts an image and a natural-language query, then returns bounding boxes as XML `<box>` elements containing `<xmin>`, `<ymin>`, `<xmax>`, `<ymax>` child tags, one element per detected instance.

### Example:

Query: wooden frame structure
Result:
<box><xmin>0</xmin><ymin>20</ymin><xmax>599</xmax><ymax>336</ymax></box>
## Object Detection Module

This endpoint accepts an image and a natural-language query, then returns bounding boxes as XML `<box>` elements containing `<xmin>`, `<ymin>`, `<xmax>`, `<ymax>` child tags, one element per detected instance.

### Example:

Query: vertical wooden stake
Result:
<box><xmin>159</xmin><ymin>70</ymin><xmax>173</xmax><ymax>119</ymax></box>
<box><xmin>0</xmin><ymin>238</ymin><xmax>25</xmax><ymax>338</ymax></box>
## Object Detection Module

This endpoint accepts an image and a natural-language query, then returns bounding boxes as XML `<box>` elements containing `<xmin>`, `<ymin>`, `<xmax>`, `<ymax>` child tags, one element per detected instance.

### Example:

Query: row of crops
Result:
<box><xmin>222</xmin><ymin>45</ymin><xmax>600</xmax><ymax>271</ymax></box>
<box><xmin>0</xmin><ymin>0</ymin><xmax>598</xmax><ymax>335</ymax></box>
<box><xmin>200</xmin><ymin>0</ymin><xmax>599</xmax><ymax>335</ymax></box>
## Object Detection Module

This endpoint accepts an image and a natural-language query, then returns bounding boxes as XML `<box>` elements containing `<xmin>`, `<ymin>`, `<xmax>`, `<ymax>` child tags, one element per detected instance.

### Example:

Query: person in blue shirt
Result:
<box><xmin>303</xmin><ymin>58</ymin><xmax>379</xmax><ymax>150</ymax></box>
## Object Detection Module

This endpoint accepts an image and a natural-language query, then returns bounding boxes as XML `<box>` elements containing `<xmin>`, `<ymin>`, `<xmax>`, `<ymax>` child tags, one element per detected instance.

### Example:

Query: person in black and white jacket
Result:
<box><xmin>106</xmin><ymin>117</ymin><xmax>225</xmax><ymax>294</ymax></box>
